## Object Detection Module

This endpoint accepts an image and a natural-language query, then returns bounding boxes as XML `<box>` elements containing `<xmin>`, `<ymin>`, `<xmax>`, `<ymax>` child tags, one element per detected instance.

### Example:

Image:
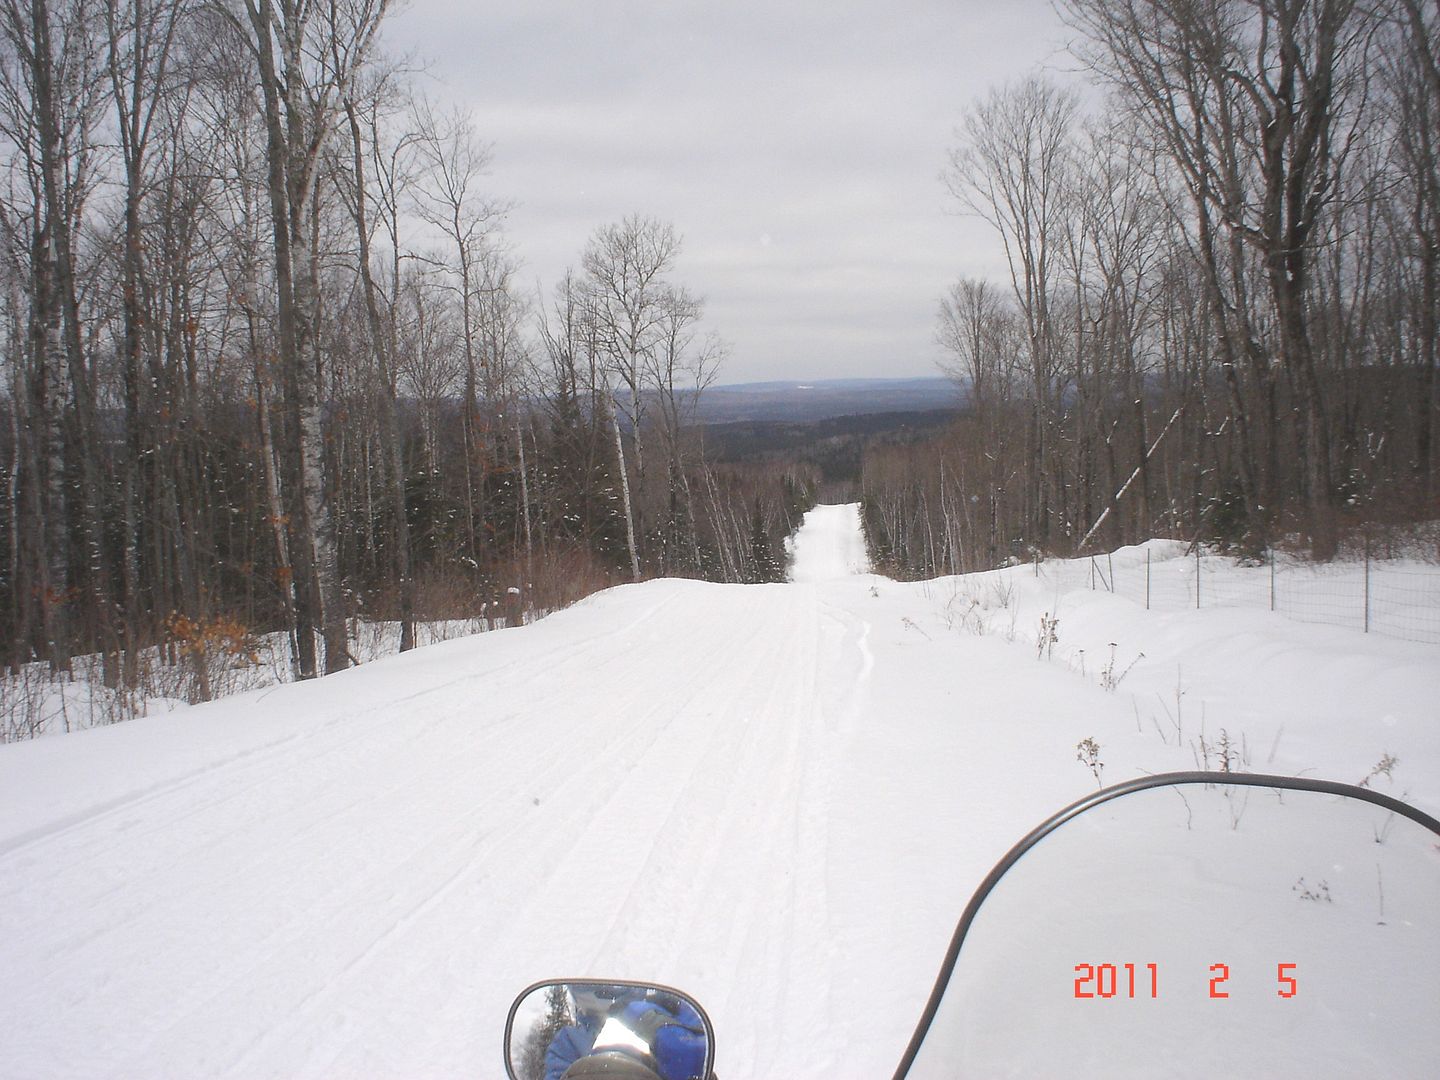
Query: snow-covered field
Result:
<box><xmin>1</xmin><ymin>504</ymin><xmax>1436</xmax><ymax>1078</ymax></box>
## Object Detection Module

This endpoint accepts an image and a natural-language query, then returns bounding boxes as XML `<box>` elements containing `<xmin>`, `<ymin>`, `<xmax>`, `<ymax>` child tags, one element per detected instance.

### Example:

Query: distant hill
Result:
<box><xmin>694</xmin><ymin>377</ymin><xmax>965</xmax><ymax>424</ymax></box>
<box><xmin>699</xmin><ymin>408</ymin><xmax>960</xmax><ymax>480</ymax></box>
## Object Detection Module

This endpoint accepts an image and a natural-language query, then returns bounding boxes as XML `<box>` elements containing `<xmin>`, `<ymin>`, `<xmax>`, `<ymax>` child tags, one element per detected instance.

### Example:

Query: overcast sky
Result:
<box><xmin>380</xmin><ymin>1</ymin><xmax>1076</xmax><ymax>384</ymax></box>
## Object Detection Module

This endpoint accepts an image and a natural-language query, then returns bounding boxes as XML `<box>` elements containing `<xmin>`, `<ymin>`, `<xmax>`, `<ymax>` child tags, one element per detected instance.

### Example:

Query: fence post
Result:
<box><xmin>1090</xmin><ymin>557</ymin><xmax>1096</xmax><ymax>591</ymax></box>
<box><xmin>1195</xmin><ymin>545</ymin><xmax>1201</xmax><ymax>609</ymax></box>
<box><xmin>1270</xmin><ymin>548</ymin><xmax>1275</xmax><ymax>612</ymax></box>
<box><xmin>1364</xmin><ymin>529</ymin><xmax>1371</xmax><ymax>634</ymax></box>
<box><xmin>1145</xmin><ymin>548</ymin><xmax>1151</xmax><ymax>610</ymax></box>
<box><xmin>1108</xmin><ymin>552</ymin><xmax>1115</xmax><ymax>594</ymax></box>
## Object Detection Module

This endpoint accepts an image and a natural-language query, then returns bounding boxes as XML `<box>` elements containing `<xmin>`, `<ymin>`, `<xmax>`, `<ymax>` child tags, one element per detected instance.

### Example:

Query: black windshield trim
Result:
<box><xmin>891</xmin><ymin>770</ymin><xmax>1440</xmax><ymax>1078</ymax></box>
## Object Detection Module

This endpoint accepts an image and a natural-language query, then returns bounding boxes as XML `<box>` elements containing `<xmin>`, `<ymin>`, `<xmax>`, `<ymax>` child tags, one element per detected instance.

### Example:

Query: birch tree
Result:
<box><xmin>0</xmin><ymin>0</ymin><xmax>111</xmax><ymax>674</ymax></box>
<box><xmin>224</xmin><ymin>0</ymin><xmax>390</xmax><ymax>675</ymax></box>
<box><xmin>582</xmin><ymin>214</ymin><xmax>682</xmax><ymax>575</ymax></box>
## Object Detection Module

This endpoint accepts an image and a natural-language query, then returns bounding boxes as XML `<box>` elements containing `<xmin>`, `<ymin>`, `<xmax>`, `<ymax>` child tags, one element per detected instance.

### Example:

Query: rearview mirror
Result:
<box><xmin>505</xmin><ymin>980</ymin><xmax>714</xmax><ymax>1080</ymax></box>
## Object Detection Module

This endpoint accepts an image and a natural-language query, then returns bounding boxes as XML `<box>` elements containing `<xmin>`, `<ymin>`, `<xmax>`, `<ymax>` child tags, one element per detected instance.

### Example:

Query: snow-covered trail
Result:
<box><xmin>1</xmin><ymin>515</ymin><xmax>913</xmax><ymax>1079</ymax></box>
<box><xmin>0</xmin><ymin>581</ymin><xmax>858</xmax><ymax>1077</ymax></box>
<box><xmin>2</xmin><ymin>505</ymin><xmax>1436</xmax><ymax>1079</ymax></box>
<box><xmin>786</xmin><ymin>502</ymin><xmax>871</xmax><ymax>581</ymax></box>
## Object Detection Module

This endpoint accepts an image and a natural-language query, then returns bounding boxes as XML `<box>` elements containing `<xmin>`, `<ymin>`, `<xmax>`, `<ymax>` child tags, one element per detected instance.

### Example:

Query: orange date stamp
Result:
<box><xmin>1073</xmin><ymin>962</ymin><xmax>1299</xmax><ymax>999</ymax></box>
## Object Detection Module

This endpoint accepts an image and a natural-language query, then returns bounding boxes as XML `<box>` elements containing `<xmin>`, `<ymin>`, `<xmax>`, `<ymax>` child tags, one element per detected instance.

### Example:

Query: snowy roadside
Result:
<box><xmin>0</xmin><ymin>613</ymin><xmax>537</xmax><ymax>743</ymax></box>
<box><xmin>903</xmin><ymin>542</ymin><xmax>1440</xmax><ymax>815</ymax></box>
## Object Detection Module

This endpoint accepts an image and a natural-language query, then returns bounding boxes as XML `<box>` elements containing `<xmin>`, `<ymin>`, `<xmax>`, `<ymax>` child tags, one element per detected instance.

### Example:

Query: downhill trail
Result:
<box><xmin>2</xmin><ymin>503</ymin><xmax>1437</xmax><ymax>1079</ymax></box>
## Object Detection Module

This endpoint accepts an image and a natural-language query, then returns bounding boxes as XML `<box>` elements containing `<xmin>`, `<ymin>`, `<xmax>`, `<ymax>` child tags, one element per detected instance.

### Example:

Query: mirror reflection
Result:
<box><xmin>507</xmin><ymin>981</ymin><xmax>712</xmax><ymax>1080</ymax></box>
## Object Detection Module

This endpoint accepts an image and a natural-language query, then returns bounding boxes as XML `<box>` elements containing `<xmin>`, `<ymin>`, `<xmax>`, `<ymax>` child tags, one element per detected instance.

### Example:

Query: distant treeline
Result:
<box><xmin>705</xmin><ymin>409</ymin><xmax>958</xmax><ymax>486</ymax></box>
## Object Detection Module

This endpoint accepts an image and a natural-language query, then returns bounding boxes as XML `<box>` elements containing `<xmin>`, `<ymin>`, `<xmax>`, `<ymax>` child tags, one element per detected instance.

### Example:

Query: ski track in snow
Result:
<box><xmin>1</xmin><ymin>505</ymin><xmax>1437</xmax><ymax>1079</ymax></box>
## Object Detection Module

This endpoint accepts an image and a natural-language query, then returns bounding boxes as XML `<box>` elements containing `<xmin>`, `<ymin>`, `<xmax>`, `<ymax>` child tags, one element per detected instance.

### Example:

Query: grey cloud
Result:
<box><xmin>383</xmin><ymin>1</ymin><xmax>1067</xmax><ymax>381</ymax></box>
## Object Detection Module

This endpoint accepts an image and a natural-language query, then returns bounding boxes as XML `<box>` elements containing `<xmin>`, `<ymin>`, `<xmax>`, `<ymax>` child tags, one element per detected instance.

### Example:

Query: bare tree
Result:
<box><xmin>411</xmin><ymin>100</ymin><xmax>504</xmax><ymax>563</ymax></box>
<box><xmin>1062</xmin><ymin>0</ymin><xmax>1386</xmax><ymax>555</ymax></box>
<box><xmin>1386</xmin><ymin>0</ymin><xmax>1439</xmax><ymax>495</ymax></box>
<box><xmin>535</xmin><ymin>268</ymin><xmax>626</xmax><ymax>565</ymax></box>
<box><xmin>0</xmin><ymin>0</ymin><xmax>114</xmax><ymax>674</ymax></box>
<box><xmin>102</xmin><ymin>0</ymin><xmax>185</xmax><ymax>680</ymax></box>
<box><xmin>221</xmin><ymin>0</ymin><xmax>391</xmax><ymax>675</ymax></box>
<box><xmin>337</xmin><ymin>70</ymin><xmax>415</xmax><ymax>649</ymax></box>
<box><xmin>582</xmin><ymin>214</ymin><xmax>682</xmax><ymax>575</ymax></box>
<box><xmin>935</xmin><ymin>277</ymin><xmax>1023</xmax><ymax>562</ymax></box>
<box><xmin>1069</xmin><ymin>116</ymin><xmax>1172</xmax><ymax>546</ymax></box>
<box><xmin>937</xmin><ymin>277</ymin><xmax>1015</xmax><ymax>412</ymax></box>
<box><xmin>946</xmin><ymin>76</ymin><xmax>1078</xmax><ymax>546</ymax></box>
<box><xmin>0</xmin><ymin>0</ymin><xmax>760</xmax><ymax>716</ymax></box>
<box><xmin>647</xmin><ymin>284</ymin><xmax>722</xmax><ymax>573</ymax></box>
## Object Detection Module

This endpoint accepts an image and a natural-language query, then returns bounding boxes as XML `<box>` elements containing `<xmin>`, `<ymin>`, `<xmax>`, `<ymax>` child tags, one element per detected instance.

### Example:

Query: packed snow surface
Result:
<box><xmin>785</xmin><ymin>502</ymin><xmax>871</xmax><ymax>581</ymax></box>
<box><xmin>1</xmin><ymin>505</ymin><xmax>1437</xmax><ymax>1078</ymax></box>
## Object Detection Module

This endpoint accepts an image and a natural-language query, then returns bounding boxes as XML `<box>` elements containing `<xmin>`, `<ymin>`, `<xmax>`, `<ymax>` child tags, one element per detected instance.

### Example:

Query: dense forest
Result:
<box><xmin>0</xmin><ymin>0</ymin><xmax>814</xmax><ymax>694</ymax></box>
<box><xmin>864</xmin><ymin>0</ymin><xmax>1439</xmax><ymax>577</ymax></box>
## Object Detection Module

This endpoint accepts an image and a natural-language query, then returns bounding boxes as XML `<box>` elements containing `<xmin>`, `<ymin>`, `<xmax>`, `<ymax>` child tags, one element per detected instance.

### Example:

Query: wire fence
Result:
<box><xmin>1035</xmin><ymin>542</ymin><xmax>1440</xmax><ymax>646</ymax></box>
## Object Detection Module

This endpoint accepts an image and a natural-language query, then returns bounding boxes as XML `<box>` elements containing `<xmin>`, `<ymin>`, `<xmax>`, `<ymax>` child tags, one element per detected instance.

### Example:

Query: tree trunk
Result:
<box><xmin>343</xmin><ymin>98</ymin><xmax>415</xmax><ymax>652</ymax></box>
<box><xmin>517</xmin><ymin>415</ymin><xmax>533</xmax><ymax>583</ymax></box>
<box><xmin>30</xmin><ymin>0</ymin><xmax>116</xmax><ymax>680</ymax></box>
<box><xmin>610</xmin><ymin>393</ymin><xmax>640</xmax><ymax>581</ymax></box>
<box><xmin>34</xmin><ymin>226</ymin><xmax>68</xmax><ymax>673</ymax></box>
